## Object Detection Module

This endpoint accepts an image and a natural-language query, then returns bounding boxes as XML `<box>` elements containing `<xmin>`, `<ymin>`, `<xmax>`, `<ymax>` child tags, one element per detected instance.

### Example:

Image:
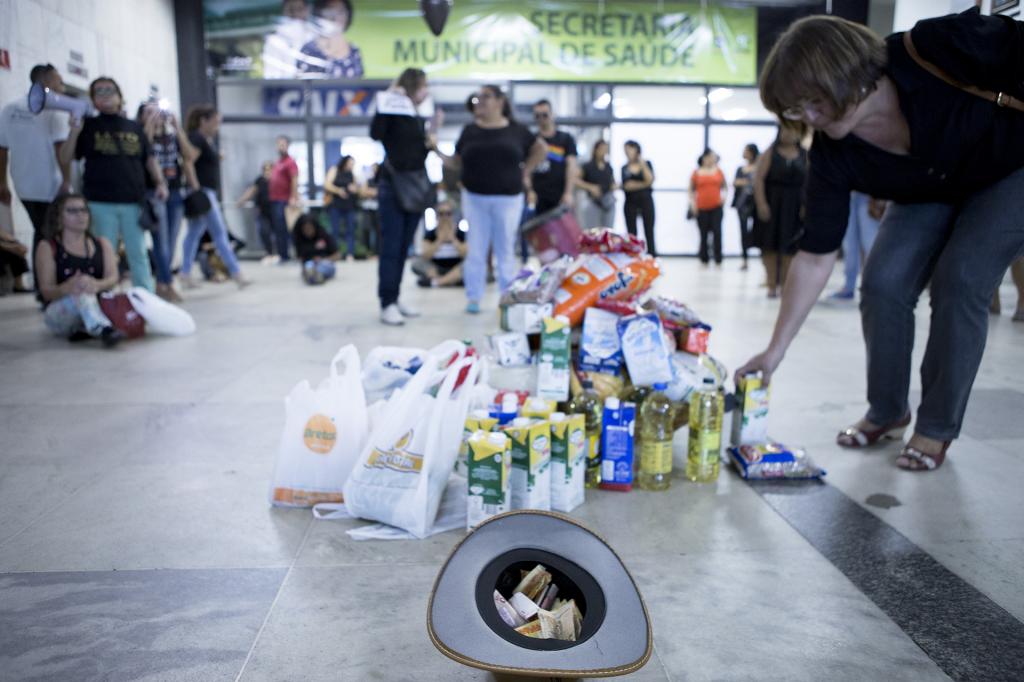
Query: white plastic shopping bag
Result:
<box><xmin>127</xmin><ymin>286</ymin><xmax>196</xmax><ymax>336</ymax></box>
<box><xmin>343</xmin><ymin>341</ymin><xmax>480</xmax><ymax>538</ymax></box>
<box><xmin>362</xmin><ymin>346</ymin><xmax>428</xmax><ymax>403</ymax></box>
<box><xmin>269</xmin><ymin>345</ymin><xmax>368</xmax><ymax>507</ymax></box>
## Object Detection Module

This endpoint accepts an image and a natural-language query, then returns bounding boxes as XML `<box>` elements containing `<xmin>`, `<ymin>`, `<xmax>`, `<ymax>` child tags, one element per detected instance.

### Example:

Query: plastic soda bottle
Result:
<box><xmin>637</xmin><ymin>383</ymin><xmax>675</xmax><ymax>491</ymax></box>
<box><xmin>686</xmin><ymin>377</ymin><xmax>724</xmax><ymax>483</ymax></box>
<box><xmin>568</xmin><ymin>378</ymin><xmax>603</xmax><ymax>488</ymax></box>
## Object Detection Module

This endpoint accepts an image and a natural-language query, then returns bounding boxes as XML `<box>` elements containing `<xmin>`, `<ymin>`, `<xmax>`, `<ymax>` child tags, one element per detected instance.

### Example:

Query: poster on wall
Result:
<box><xmin>203</xmin><ymin>0</ymin><xmax>757</xmax><ymax>85</ymax></box>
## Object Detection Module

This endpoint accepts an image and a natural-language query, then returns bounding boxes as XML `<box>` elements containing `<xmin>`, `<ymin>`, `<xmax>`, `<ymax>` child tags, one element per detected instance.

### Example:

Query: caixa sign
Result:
<box><xmin>262</xmin><ymin>85</ymin><xmax>382</xmax><ymax>117</ymax></box>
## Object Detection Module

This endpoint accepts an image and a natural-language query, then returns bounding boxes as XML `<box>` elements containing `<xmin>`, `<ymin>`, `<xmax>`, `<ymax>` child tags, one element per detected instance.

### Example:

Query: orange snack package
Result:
<box><xmin>552</xmin><ymin>254</ymin><xmax>660</xmax><ymax>327</ymax></box>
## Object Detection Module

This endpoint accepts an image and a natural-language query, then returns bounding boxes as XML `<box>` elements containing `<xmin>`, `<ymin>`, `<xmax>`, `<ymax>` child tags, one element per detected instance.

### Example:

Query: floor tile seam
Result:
<box><xmin>0</xmin><ymin>565</ymin><xmax>295</xmax><ymax>576</ymax></box>
<box><xmin>652</xmin><ymin>642</ymin><xmax>672</xmax><ymax>682</ymax></box>
<box><xmin>0</xmin><ymin>470</ymin><xmax>108</xmax><ymax>552</ymax></box>
<box><xmin>234</xmin><ymin>516</ymin><xmax>315</xmax><ymax>682</ymax></box>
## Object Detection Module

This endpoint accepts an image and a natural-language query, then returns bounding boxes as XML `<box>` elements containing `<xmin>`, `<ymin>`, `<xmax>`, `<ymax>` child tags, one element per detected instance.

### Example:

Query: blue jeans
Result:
<box><xmin>181</xmin><ymin>188</ymin><xmax>241</xmax><ymax>277</ymax></box>
<box><xmin>841</xmin><ymin>191</ymin><xmax>881</xmax><ymax>294</ymax></box>
<box><xmin>376</xmin><ymin>179</ymin><xmax>421</xmax><ymax>308</ymax></box>
<box><xmin>302</xmin><ymin>259</ymin><xmax>336</xmax><ymax>285</ymax></box>
<box><xmin>270</xmin><ymin>201</ymin><xmax>292</xmax><ymax>261</ymax></box>
<box><xmin>860</xmin><ymin>165</ymin><xmax>1024</xmax><ymax>440</ymax></box>
<box><xmin>44</xmin><ymin>294</ymin><xmax>112</xmax><ymax>337</ymax></box>
<box><xmin>148</xmin><ymin>188</ymin><xmax>184</xmax><ymax>285</ymax></box>
<box><xmin>461</xmin><ymin>190</ymin><xmax>525</xmax><ymax>303</ymax></box>
<box><xmin>89</xmin><ymin>201</ymin><xmax>155</xmax><ymax>292</ymax></box>
<box><xmin>328</xmin><ymin>204</ymin><xmax>357</xmax><ymax>257</ymax></box>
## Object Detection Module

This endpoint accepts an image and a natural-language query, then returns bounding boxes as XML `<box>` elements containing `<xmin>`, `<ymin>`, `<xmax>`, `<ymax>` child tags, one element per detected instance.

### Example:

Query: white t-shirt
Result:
<box><xmin>0</xmin><ymin>99</ymin><xmax>68</xmax><ymax>202</ymax></box>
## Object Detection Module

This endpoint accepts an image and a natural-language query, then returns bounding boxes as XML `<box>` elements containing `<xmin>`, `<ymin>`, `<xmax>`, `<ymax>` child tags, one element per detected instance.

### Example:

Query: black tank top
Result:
<box><xmin>52</xmin><ymin>235</ymin><xmax>104</xmax><ymax>285</ymax></box>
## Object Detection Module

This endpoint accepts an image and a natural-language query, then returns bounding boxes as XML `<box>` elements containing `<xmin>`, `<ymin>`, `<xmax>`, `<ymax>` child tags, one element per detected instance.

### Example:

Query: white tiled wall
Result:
<box><xmin>0</xmin><ymin>0</ymin><xmax>179</xmax><ymax>242</ymax></box>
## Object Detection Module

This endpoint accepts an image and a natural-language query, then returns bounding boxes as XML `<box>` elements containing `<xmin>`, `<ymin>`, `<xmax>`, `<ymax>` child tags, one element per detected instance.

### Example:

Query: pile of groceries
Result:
<box><xmin>268</xmin><ymin>227</ymin><xmax>824</xmax><ymax>540</ymax></box>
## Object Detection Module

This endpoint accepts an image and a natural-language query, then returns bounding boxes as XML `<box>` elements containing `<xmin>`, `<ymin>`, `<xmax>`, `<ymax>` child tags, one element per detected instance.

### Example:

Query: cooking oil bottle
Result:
<box><xmin>568</xmin><ymin>378</ymin><xmax>603</xmax><ymax>488</ymax></box>
<box><xmin>637</xmin><ymin>383</ymin><xmax>675</xmax><ymax>491</ymax></box>
<box><xmin>686</xmin><ymin>377</ymin><xmax>724</xmax><ymax>483</ymax></box>
<box><xmin>622</xmin><ymin>384</ymin><xmax>653</xmax><ymax>471</ymax></box>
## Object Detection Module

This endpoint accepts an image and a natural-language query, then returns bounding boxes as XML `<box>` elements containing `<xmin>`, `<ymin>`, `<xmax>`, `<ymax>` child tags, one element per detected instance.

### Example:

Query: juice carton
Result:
<box><xmin>549</xmin><ymin>412</ymin><xmax>586</xmax><ymax>512</ymax></box>
<box><xmin>521</xmin><ymin>397</ymin><xmax>558</xmax><ymax>420</ymax></box>
<box><xmin>599</xmin><ymin>398</ymin><xmax>636</xmax><ymax>492</ymax></box>
<box><xmin>731</xmin><ymin>373</ymin><xmax>770</xmax><ymax>446</ymax></box>
<box><xmin>467</xmin><ymin>431</ymin><xmax>512</xmax><ymax>530</ymax></box>
<box><xmin>503</xmin><ymin>417</ymin><xmax>552</xmax><ymax>510</ymax></box>
<box><xmin>536</xmin><ymin>316</ymin><xmax>571</xmax><ymax>402</ymax></box>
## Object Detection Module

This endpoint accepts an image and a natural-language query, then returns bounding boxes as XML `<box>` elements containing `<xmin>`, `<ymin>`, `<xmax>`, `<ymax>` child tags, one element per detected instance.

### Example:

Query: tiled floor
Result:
<box><xmin>1</xmin><ymin>257</ymin><xmax>1022</xmax><ymax>681</ymax></box>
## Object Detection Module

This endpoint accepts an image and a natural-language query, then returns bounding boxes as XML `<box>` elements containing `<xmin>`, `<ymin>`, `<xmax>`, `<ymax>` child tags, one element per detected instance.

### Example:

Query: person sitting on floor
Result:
<box><xmin>414</xmin><ymin>201</ymin><xmax>467</xmax><ymax>288</ymax></box>
<box><xmin>0</xmin><ymin>230</ymin><xmax>31</xmax><ymax>295</ymax></box>
<box><xmin>34</xmin><ymin>193</ymin><xmax>123</xmax><ymax>347</ymax></box>
<box><xmin>292</xmin><ymin>213</ymin><xmax>340</xmax><ymax>285</ymax></box>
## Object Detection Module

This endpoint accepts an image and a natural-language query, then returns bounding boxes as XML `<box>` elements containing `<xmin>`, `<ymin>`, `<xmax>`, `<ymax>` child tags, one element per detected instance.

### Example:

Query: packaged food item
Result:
<box><xmin>467</xmin><ymin>431</ymin><xmax>512</xmax><ymax>530</ymax></box>
<box><xmin>686</xmin><ymin>378</ymin><xmax>724</xmax><ymax>483</ymax></box>
<box><xmin>599</xmin><ymin>397</ymin><xmax>636</xmax><ymax>491</ymax></box>
<box><xmin>501</xmin><ymin>302</ymin><xmax>554</xmax><ymax>334</ymax></box>
<box><xmin>664</xmin><ymin>352</ymin><xmax>727</xmax><ymax>404</ymax></box>
<box><xmin>728</xmin><ymin>443</ymin><xmax>826</xmax><ymax>480</ymax></box>
<box><xmin>489</xmin><ymin>332</ymin><xmax>532</xmax><ymax>367</ymax></box>
<box><xmin>567</xmin><ymin>379</ymin><xmax>603</xmax><ymax>488</ymax></box>
<box><xmin>500</xmin><ymin>255</ymin><xmax>573</xmax><ymax>305</ymax></box>
<box><xmin>731</xmin><ymin>373</ymin><xmax>770</xmax><ymax>446</ymax></box>
<box><xmin>579</xmin><ymin>307</ymin><xmax>623</xmax><ymax>375</ymax></box>
<box><xmin>594</xmin><ymin>296</ymin><xmax>646</xmax><ymax>318</ymax></box>
<box><xmin>549</xmin><ymin>412</ymin><xmax>586</xmax><ymax>512</ymax></box>
<box><xmin>489</xmin><ymin>393</ymin><xmax>521</xmax><ymax>426</ymax></box>
<box><xmin>617</xmin><ymin>312</ymin><xmax>674</xmax><ymax>387</ymax></box>
<box><xmin>681</xmin><ymin>323</ymin><xmax>711</xmax><ymax>355</ymax></box>
<box><xmin>504</xmin><ymin>417</ymin><xmax>552</xmax><ymax>510</ymax></box>
<box><xmin>579</xmin><ymin>227</ymin><xmax>647</xmax><ymax>256</ymax></box>
<box><xmin>648</xmin><ymin>296</ymin><xmax>703</xmax><ymax>328</ymax></box>
<box><xmin>457</xmin><ymin>408</ymin><xmax>500</xmax><ymax>477</ymax></box>
<box><xmin>552</xmin><ymin>254</ymin><xmax>660</xmax><ymax>327</ymax></box>
<box><xmin>521</xmin><ymin>397</ymin><xmax>557</xmax><ymax>420</ymax></box>
<box><xmin>536</xmin><ymin>316</ymin><xmax>571</xmax><ymax>402</ymax></box>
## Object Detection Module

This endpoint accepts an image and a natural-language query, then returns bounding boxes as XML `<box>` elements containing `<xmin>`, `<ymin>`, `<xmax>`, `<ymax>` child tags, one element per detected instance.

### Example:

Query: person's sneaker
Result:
<box><xmin>829</xmin><ymin>290</ymin><xmax>855</xmax><ymax>301</ymax></box>
<box><xmin>381</xmin><ymin>304</ymin><xmax>405</xmax><ymax>326</ymax></box>
<box><xmin>67</xmin><ymin>330</ymin><xmax>92</xmax><ymax>343</ymax></box>
<box><xmin>100</xmin><ymin>326</ymin><xmax>124</xmax><ymax>348</ymax></box>
<box><xmin>180</xmin><ymin>274</ymin><xmax>200</xmax><ymax>290</ymax></box>
<box><xmin>465</xmin><ymin>301</ymin><xmax>481</xmax><ymax>315</ymax></box>
<box><xmin>397</xmin><ymin>302</ymin><xmax>420</xmax><ymax>318</ymax></box>
<box><xmin>260</xmin><ymin>254</ymin><xmax>279</xmax><ymax>266</ymax></box>
<box><xmin>416</xmin><ymin>276</ymin><xmax>432</xmax><ymax>288</ymax></box>
<box><xmin>234</xmin><ymin>274</ymin><xmax>252</xmax><ymax>289</ymax></box>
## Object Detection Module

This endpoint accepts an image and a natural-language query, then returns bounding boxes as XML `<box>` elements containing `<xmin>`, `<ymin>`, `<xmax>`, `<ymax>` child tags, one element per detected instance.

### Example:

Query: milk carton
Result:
<box><xmin>467</xmin><ymin>431</ymin><xmax>512</xmax><ymax>530</ymax></box>
<box><xmin>731</xmin><ymin>373</ymin><xmax>770</xmax><ymax>446</ymax></box>
<box><xmin>457</xmin><ymin>409</ymin><xmax>500</xmax><ymax>477</ymax></box>
<box><xmin>536</xmin><ymin>316</ymin><xmax>571</xmax><ymax>401</ymax></box>
<box><xmin>504</xmin><ymin>417</ymin><xmax>552</xmax><ymax>510</ymax></box>
<box><xmin>549</xmin><ymin>412</ymin><xmax>586</xmax><ymax>512</ymax></box>
<box><xmin>599</xmin><ymin>398</ymin><xmax>636</xmax><ymax>492</ymax></box>
<box><xmin>521</xmin><ymin>397</ymin><xmax>558</xmax><ymax>420</ymax></box>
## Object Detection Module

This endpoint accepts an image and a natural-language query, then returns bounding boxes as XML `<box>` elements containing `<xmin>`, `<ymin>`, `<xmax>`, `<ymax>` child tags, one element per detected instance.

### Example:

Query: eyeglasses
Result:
<box><xmin>64</xmin><ymin>206</ymin><xmax>89</xmax><ymax>215</ymax></box>
<box><xmin>436</xmin><ymin>210</ymin><xmax>454</xmax><ymax>217</ymax></box>
<box><xmin>533</xmin><ymin>112</ymin><xmax>550</xmax><ymax>119</ymax></box>
<box><xmin>93</xmin><ymin>86</ymin><xmax>117</xmax><ymax>97</ymax></box>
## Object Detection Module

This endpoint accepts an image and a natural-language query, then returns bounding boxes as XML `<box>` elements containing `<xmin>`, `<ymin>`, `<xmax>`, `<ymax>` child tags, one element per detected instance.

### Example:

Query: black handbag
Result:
<box><xmin>184</xmin><ymin>189</ymin><xmax>213</xmax><ymax>218</ymax></box>
<box><xmin>384</xmin><ymin>159</ymin><xmax>436</xmax><ymax>214</ymax></box>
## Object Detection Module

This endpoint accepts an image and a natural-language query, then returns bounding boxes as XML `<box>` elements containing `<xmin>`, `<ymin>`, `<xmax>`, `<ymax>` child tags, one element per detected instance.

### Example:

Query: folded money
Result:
<box><xmin>537</xmin><ymin>600</ymin><xmax>577</xmax><ymax>642</ymax></box>
<box><xmin>515</xmin><ymin>620</ymin><xmax>543</xmax><ymax>638</ymax></box>
<box><xmin>494</xmin><ymin>590</ymin><xmax>526</xmax><ymax>628</ymax></box>
<box><xmin>510</xmin><ymin>592</ymin><xmax>540</xmax><ymax>621</ymax></box>
<box><xmin>513</xmin><ymin>564</ymin><xmax>553</xmax><ymax>603</ymax></box>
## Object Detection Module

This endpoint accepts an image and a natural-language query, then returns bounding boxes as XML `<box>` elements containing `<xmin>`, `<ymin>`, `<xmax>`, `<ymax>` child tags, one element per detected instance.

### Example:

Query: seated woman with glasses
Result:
<box><xmin>737</xmin><ymin>9</ymin><xmax>1024</xmax><ymax>472</ymax></box>
<box><xmin>34</xmin><ymin>194</ymin><xmax>124</xmax><ymax>347</ymax></box>
<box><xmin>414</xmin><ymin>201</ymin><xmax>467</xmax><ymax>288</ymax></box>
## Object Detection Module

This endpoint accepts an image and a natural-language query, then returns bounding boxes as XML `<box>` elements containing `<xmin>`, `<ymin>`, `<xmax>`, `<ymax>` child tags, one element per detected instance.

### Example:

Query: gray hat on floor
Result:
<box><xmin>427</xmin><ymin>510</ymin><xmax>652</xmax><ymax>678</ymax></box>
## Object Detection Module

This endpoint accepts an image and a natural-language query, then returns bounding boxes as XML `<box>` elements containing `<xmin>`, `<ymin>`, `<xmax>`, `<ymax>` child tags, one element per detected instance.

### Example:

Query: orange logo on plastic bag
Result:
<box><xmin>365</xmin><ymin>429</ymin><xmax>423</xmax><ymax>474</ymax></box>
<box><xmin>303</xmin><ymin>414</ymin><xmax>337</xmax><ymax>454</ymax></box>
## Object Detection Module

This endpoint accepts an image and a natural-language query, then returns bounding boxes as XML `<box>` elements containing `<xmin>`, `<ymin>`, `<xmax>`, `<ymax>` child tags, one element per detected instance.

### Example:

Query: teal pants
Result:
<box><xmin>88</xmin><ymin>201</ymin><xmax>155</xmax><ymax>292</ymax></box>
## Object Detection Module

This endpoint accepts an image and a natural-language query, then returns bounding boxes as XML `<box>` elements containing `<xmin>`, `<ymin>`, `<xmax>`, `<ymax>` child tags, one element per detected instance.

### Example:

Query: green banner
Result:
<box><xmin>204</xmin><ymin>1</ymin><xmax>756</xmax><ymax>85</ymax></box>
<box><xmin>349</xmin><ymin>1</ymin><xmax>756</xmax><ymax>84</ymax></box>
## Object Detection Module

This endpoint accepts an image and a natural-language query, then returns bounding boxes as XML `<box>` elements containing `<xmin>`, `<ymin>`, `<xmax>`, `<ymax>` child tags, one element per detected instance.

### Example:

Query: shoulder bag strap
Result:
<box><xmin>903</xmin><ymin>31</ymin><xmax>1024</xmax><ymax>113</ymax></box>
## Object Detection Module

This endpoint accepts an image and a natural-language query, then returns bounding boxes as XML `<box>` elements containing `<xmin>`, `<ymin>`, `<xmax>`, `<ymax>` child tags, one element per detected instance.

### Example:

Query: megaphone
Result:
<box><xmin>27</xmin><ymin>82</ymin><xmax>89</xmax><ymax>124</ymax></box>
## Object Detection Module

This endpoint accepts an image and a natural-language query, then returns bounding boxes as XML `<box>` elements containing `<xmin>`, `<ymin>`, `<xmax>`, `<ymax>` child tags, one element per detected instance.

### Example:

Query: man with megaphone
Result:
<box><xmin>0</xmin><ymin>64</ymin><xmax>74</xmax><ymax>294</ymax></box>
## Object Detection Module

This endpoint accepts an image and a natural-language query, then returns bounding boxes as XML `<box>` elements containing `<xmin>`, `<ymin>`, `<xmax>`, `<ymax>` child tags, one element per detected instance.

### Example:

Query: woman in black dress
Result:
<box><xmin>753</xmin><ymin>125</ymin><xmax>808</xmax><ymax>298</ymax></box>
<box><xmin>621</xmin><ymin>140</ymin><xmax>656</xmax><ymax>255</ymax></box>
<box><xmin>732</xmin><ymin>143</ymin><xmax>759</xmax><ymax>270</ymax></box>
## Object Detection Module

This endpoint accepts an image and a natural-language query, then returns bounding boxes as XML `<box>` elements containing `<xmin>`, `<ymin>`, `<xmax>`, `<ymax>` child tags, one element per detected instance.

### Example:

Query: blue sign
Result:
<box><xmin>262</xmin><ymin>85</ymin><xmax>383</xmax><ymax>117</ymax></box>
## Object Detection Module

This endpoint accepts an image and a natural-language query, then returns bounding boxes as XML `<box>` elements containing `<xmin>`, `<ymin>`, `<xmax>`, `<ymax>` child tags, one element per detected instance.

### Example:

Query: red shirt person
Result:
<box><xmin>266</xmin><ymin>135</ymin><xmax>300</xmax><ymax>262</ymax></box>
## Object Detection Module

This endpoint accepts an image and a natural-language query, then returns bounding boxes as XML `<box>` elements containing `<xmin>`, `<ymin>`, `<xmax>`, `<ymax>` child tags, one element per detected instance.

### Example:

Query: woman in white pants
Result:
<box><xmin>436</xmin><ymin>86</ymin><xmax>546</xmax><ymax>313</ymax></box>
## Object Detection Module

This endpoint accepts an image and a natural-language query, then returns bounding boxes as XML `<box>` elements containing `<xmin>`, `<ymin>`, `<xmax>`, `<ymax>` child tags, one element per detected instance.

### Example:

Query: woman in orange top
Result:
<box><xmin>689</xmin><ymin>149</ymin><xmax>728</xmax><ymax>265</ymax></box>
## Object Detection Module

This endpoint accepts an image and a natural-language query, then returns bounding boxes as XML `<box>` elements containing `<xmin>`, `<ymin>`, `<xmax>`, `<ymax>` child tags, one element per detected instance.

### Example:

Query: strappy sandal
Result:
<box><xmin>836</xmin><ymin>413</ymin><xmax>911</xmax><ymax>448</ymax></box>
<box><xmin>896</xmin><ymin>440</ymin><xmax>951</xmax><ymax>472</ymax></box>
